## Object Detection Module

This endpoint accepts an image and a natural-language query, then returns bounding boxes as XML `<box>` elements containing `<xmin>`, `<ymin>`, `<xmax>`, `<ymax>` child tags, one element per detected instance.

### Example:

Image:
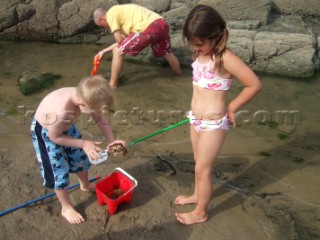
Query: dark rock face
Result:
<box><xmin>1</xmin><ymin>0</ymin><xmax>320</xmax><ymax>78</ymax></box>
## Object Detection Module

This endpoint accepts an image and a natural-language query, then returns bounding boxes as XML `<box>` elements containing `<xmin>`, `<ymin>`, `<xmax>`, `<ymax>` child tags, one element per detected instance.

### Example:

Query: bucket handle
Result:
<box><xmin>114</xmin><ymin>167</ymin><xmax>138</xmax><ymax>197</ymax></box>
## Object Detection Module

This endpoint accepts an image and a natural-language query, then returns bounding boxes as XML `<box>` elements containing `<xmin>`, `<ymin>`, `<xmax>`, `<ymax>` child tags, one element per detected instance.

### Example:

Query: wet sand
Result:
<box><xmin>0</xmin><ymin>41</ymin><xmax>319</xmax><ymax>240</ymax></box>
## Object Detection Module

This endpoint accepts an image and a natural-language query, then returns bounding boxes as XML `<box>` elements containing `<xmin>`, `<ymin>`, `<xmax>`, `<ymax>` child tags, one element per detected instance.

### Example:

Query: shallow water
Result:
<box><xmin>0</xmin><ymin>41</ymin><xmax>319</xmax><ymax>239</ymax></box>
<box><xmin>0</xmin><ymin>40</ymin><xmax>319</xmax><ymax>161</ymax></box>
<box><xmin>0</xmin><ymin>41</ymin><xmax>319</xmax><ymax>149</ymax></box>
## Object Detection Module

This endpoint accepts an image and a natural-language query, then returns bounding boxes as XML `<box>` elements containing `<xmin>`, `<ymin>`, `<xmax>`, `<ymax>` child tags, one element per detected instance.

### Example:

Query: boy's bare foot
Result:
<box><xmin>61</xmin><ymin>207</ymin><xmax>85</xmax><ymax>224</ymax></box>
<box><xmin>175</xmin><ymin>211</ymin><xmax>207</xmax><ymax>225</ymax></box>
<box><xmin>80</xmin><ymin>183</ymin><xmax>96</xmax><ymax>192</ymax></box>
<box><xmin>175</xmin><ymin>195</ymin><xmax>197</xmax><ymax>205</ymax></box>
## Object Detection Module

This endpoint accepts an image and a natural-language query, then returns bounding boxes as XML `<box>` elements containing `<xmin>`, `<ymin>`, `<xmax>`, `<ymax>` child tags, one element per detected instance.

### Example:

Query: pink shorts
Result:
<box><xmin>186</xmin><ymin>111</ymin><xmax>229</xmax><ymax>132</ymax></box>
<box><xmin>118</xmin><ymin>18</ymin><xmax>172</xmax><ymax>57</ymax></box>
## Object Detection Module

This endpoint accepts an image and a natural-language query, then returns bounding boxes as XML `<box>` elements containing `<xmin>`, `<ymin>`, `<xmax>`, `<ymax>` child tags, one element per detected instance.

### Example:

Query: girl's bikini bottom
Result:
<box><xmin>186</xmin><ymin>111</ymin><xmax>229</xmax><ymax>132</ymax></box>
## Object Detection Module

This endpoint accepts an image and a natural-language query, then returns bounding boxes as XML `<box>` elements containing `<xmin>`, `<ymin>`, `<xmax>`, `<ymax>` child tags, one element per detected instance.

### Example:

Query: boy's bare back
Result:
<box><xmin>35</xmin><ymin>87</ymin><xmax>80</xmax><ymax>132</ymax></box>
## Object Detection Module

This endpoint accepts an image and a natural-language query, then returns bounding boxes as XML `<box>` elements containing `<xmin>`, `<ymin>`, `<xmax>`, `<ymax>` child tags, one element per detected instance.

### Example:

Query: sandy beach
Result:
<box><xmin>0</xmin><ymin>41</ymin><xmax>319</xmax><ymax>240</ymax></box>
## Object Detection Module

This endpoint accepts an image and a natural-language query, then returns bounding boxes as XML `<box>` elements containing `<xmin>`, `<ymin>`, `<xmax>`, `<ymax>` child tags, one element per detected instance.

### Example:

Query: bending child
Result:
<box><xmin>93</xmin><ymin>4</ymin><xmax>181</xmax><ymax>89</ymax></box>
<box><xmin>30</xmin><ymin>75</ymin><xmax>126</xmax><ymax>224</ymax></box>
<box><xmin>175</xmin><ymin>5</ymin><xmax>262</xmax><ymax>225</ymax></box>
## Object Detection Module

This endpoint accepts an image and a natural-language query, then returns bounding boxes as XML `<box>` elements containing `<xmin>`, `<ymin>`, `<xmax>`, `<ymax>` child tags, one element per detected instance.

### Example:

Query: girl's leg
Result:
<box><xmin>77</xmin><ymin>171</ymin><xmax>95</xmax><ymax>192</ymax></box>
<box><xmin>55</xmin><ymin>188</ymin><xmax>85</xmax><ymax>224</ymax></box>
<box><xmin>176</xmin><ymin>129</ymin><xmax>227</xmax><ymax>225</ymax></box>
<box><xmin>175</xmin><ymin>125</ymin><xmax>199</xmax><ymax>205</ymax></box>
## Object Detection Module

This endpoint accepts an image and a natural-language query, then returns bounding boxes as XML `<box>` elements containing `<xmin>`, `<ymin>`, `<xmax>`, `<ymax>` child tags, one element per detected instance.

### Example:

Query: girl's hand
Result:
<box><xmin>83</xmin><ymin>141</ymin><xmax>102</xmax><ymax>160</ymax></box>
<box><xmin>228</xmin><ymin>103</ymin><xmax>237</xmax><ymax>128</ymax></box>
<box><xmin>107</xmin><ymin>140</ymin><xmax>128</xmax><ymax>157</ymax></box>
<box><xmin>228</xmin><ymin>111</ymin><xmax>236</xmax><ymax>128</ymax></box>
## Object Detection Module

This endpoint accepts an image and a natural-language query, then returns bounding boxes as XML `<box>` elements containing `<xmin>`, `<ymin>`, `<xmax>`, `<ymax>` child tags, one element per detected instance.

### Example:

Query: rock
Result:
<box><xmin>16</xmin><ymin>3</ymin><xmax>36</xmax><ymax>22</ymax></box>
<box><xmin>57</xmin><ymin>0</ymin><xmax>117</xmax><ymax>37</ymax></box>
<box><xmin>23</xmin><ymin>0</ymin><xmax>59</xmax><ymax>40</ymax></box>
<box><xmin>316</xmin><ymin>36</ymin><xmax>320</xmax><ymax>70</ymax></box>
<box><xmin>227</xmin><ymin>20</ymin><xmax>261</xmax><ymax>30</ymax></box>
<box><xmin>94</xmin><ymin>34</ymin><xmax>115</xmax><ymax>45</ymax></box>
<box><xmin>228</xmin><ymin>30</ymin><xmax>256</xmax><ymax>64</ymax></box>
<box><xmin>131</xmin><ymin>0</ymin><xmax>171</xmax><ymax>12</ymax></box>
<box><xmin>0</xmin><ymin>5</ymin><xmax>18</xmax><ymax>32</ymax></box>
<box><xmin>201</xmin><ymin>0</ymin><xmax>273</xmax><ymax>25</ymax></box>
<box><xmin>258</xmin><ymin>15</ymin><xmax>311</xmax><ymax>34</ymax></box>
<box><xmin>162</xmin><ymin>6</ymin><xmax>190</xmax><ymax>31</ymax></box>
<box><xmin>58</xmin><ymin>1</ymin><xmax>87</xmax><ymax>37</ymax></box>
<box><xmin>58</xmin><ymin>33</ymin><xmax>99</xmax><ymax>44</ymax></box>
<box><xmin>273</xmin><ymin>0</ymin><xmax>320</xmax><ymax>16</ymax></box>
<box><xmin>254</xmin><ymin>49</ymin><xmax>315</xmax><ymax>78</ymax></box>
<box><xmin>18</xmin><ymin>70</ymin><xmax>62</xmax><ymax>95</ymax></box>
<box><xmin>253</xmin><ymin>32</ymin><xmax>315</xmax><ymax>77</ymax></box>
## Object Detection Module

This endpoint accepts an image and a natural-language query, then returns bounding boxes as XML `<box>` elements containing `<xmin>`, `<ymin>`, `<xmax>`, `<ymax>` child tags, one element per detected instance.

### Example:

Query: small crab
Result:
<box><xmin>108</xmin><ymin>143</ymin><xmax>128</xmax><ymax>156</ymax></box>
<box><xmin>106</xmin><ymin>188</ymin><xmax>124</xmax><ymax>199</ymax></box>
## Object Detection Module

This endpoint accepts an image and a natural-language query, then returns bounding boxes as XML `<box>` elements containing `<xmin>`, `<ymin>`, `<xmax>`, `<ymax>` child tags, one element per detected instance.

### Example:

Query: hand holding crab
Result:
<box><xmin>107</xmin><ymin>140</ymin><xmax>128</xmax><ymax>157</ymax></box>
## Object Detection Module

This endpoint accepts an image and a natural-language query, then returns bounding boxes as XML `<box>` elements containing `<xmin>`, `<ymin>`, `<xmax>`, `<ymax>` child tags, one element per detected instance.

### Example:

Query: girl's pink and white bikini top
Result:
<box><xmin>192</xmin><ymin>59</ymin><xmax>232</xmax><ymax>90</ymax></box>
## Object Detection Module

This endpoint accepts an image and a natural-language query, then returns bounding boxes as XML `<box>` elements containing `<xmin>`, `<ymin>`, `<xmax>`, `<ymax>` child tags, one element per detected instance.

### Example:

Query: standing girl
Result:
<box><xmin>175</xmin><ymin>5</ymin><xmax>262</xmax><ymax>225</ymax></box>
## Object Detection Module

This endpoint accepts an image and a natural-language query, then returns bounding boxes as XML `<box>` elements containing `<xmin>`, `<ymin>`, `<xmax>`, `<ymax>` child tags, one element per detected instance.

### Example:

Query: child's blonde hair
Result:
<box><xmin>76</xmin><ymin>75</ymin><xmax>113</xmax><ymax>112</ymax></box>
<box><xmin>183</xmin><ymin>5</ymin><xmax>229</xmax><ymax>71</ymax></box>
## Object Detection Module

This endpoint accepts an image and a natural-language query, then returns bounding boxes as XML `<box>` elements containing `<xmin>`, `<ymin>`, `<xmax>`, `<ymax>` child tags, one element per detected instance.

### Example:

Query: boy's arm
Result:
<box><xmin>91</xmin><ymin>112</ymin><xmax>116</xmax><ymax>143</ymax></box>
<box><xmin>92</xmin><ymin>112</ymin><xmax>127</xmax><ymax>156</ymax></box>
<box><xmin>47</xmin><ymin>114</ymin><xmax>102</xmax><ymax>159</ymax></box>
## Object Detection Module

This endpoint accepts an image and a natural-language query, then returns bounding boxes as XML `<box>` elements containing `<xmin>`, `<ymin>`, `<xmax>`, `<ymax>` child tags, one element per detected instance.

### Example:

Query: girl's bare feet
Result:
<box><xmin>175</xmin><ymin>195</ymin><xmax>197</xmax><ymax>205</ymax></box>
<box><xmin>62</xmin><ymin>207</ymin><xmax>85</xmax><ymax>224</ymax></box>
<box><xmin>175</xmin><ymin>211</ymin><xmax>207</xmax><ymax>225</ymax></box>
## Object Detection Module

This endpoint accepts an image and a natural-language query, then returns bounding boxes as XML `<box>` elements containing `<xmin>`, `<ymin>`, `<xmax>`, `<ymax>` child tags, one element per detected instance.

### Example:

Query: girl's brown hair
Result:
<box><xmin>76</xmin><ymin>75</ymin><xmax>113</xmax><ymax>112</ymax></box>
<box><xmin>183</xmin><ymin>5</ymin><xmax>229</xmax><ymax>71</ymax></box>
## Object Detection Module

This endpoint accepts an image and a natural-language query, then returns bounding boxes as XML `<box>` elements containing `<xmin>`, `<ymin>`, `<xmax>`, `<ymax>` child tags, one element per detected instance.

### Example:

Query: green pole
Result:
<box><xmin>127</xmin><ymin>118</ymin><xmax>189</xmax><ymax>146</ymax></box>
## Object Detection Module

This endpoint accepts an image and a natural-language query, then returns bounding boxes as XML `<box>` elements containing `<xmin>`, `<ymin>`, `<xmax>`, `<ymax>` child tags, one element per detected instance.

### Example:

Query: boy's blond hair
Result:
<box><xmin>76</xmin><ymin>75</ymin><xmax>113</xmax><ymax>112</ymax></box>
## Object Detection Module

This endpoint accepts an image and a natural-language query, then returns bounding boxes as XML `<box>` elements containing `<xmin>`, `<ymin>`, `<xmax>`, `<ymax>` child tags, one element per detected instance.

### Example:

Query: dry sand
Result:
<box><xmin>0</xmin><ymin>41</ymin><xmax>319</xmax><ymax>240</ymax></box>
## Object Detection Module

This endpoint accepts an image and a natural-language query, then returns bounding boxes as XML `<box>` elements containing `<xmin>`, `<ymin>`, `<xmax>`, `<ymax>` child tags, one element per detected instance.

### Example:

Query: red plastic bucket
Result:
<box><xmin>95</xmin><ymin>168</ymin><xmax>138</xmax><ymax>215</ymax></box>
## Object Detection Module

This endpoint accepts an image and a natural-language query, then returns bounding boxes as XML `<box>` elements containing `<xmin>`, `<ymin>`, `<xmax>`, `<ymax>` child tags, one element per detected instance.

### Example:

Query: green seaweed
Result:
<box><xmin>278</xmin><ymin>132</ymin><xmax>289</xmax><ymax>140</ymax></box>
<box><xmin>5</xmin><ymin>108</ymin><xmax>19</xmax><ymax>115</ymax></box>
<box><xmin>258</xmin><ymin>151</ymin><xmax>271</xmax><ymax>157</ymax></box>
<box><xmin>108</xmin><ymin>108</ymin><xmax>115</xmax><ymax>114</ymax></box>
<box><xmin>41</xmin><ymin>73</ymin><xmax>62</xmax><ymax>84</ymax></box>
<box><xmin>2</xmin><ymin>71</ymin><xmax>12</xmax><ymax>77</ymax></box>
<box><xmin>118</xmin><ymin>74</ymin><xmax>128</xmax><ymax>85</ymax></box>
<box><xmin>19</xmin><ymin>72</ymin><xmax>62</xmax><ymax>95</ymax></box>
<box><xmin>293</xmin><ymin>157</ymin><xmax>305</xmax><ymax>163</ymax></box>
